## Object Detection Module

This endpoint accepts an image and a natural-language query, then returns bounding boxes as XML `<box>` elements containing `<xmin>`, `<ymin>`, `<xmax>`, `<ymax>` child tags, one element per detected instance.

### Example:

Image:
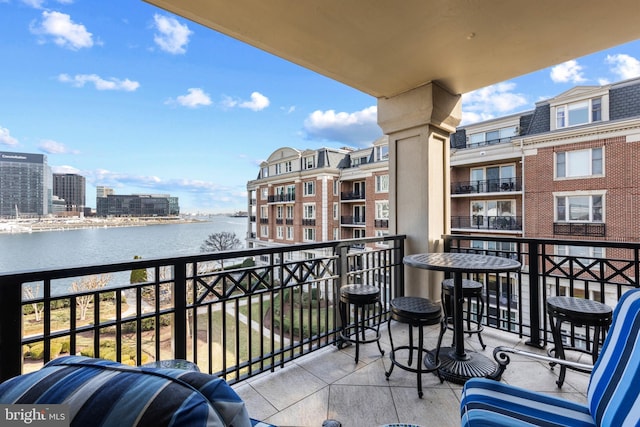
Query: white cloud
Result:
<box><xmin>605</xmin><ymin>54</ymin><xmax>640</xmax><ymax>80</ymax></box>
<box><xmin>222</xmin><ymin>92</ymin><xmax>270</xmax><ymax>111</ymax></box>
<box><xmin>20</xmin><ymin>0</ymin><xmax>73</xmax><ymax>7</ymax></box>
<box><xmin>0</xmin><ymin>126</ymin><xmax>19</xmax><ymax>146</ymax></box>
<box><xmin>51</xmin><ymin>165</ymin><xmax>80</xmax><ymax>174</ymax></box>
<box><xmin>38</xmin><ymin>139</ymin><xmax>79</xmax><ymax>154</ymax></box>
<box><xmin>153</xmin><ymin>14</ymin><xmax>191</xmax><ymax>54</ymax></box>
<box><xmin>461</xmin><ymin>82</ymin><xmax>528</xmax><ymax>125</ymax></box>
<box><xmin>550</xmin><ymin>60</ymin><xmax>587</xmax><ymax>83</ymax></box>
<box><xmin>303</xmin><ymin>105</ymin><xmax>381</xmax><ymax>146</ymax></box>
<box><xmin>169</xmin><ymin>88</ymin><xmax>212</xmax><ymax>108</ymax></box>
<box><xmin>58</xmin><ymin>74</ymin><xmax>140</xmax><ymax>91</ymax></box>
<box><xmin>30</xmin><ymin>11</ymin><xmax>93</xmax><ymax>50</ymax></box>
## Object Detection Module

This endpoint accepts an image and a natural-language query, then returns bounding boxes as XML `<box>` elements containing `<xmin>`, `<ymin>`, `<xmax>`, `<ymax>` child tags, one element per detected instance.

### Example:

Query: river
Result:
<box><xmin>0</xmin><ymin>216</ymin><xmax>248</xmax><ymax>273</ymax></box>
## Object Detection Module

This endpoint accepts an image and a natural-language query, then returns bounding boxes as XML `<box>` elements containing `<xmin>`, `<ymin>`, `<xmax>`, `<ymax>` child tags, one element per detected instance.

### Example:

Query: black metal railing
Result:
<box><xmin>375</xmin><ymin>219</ymin><xmax>389</xmax><ymax>228</ymax></box>
<box><xmin>0</xmin><ymin>235</ymin><xmax>406</xmax><ymax>383</ymax></box>
<box><xmin>341</xmin><ymin>216</ymin><xmax>366</xmax><ymax>225</ymax></box>
<box><xmin>302</xmin><ymin>219</ymin><xmax>316</xmax><ymax>226</ymax></box>
<box><xmin>340</xmin><ymin>192</ymin><xmax>366</xmax><ymax>201</ymax></box>
<box><xmin>451</xmin><ymin>215</ymin><xmax>522</xmax><ymax>231</ymax></box>
<box><xmin>452</xmin><ymin>177</ymin><xmax>522</xmax><ymax>194</ymax></box>
<box><xmin>554</xmin><ymin>222</ymin><xmax>606</xmax><ymax>237</ymax></box>
<box><xmin>268</xmin><ymin>194</ymin><xmax>295</xmax><ymax>203</ymax></box>
<box><xmin>465</xmin><ymin>137</ymin><xmax>513</xmax><ymax>149</ymax></box>
<box><xmin>444</xmin><ymin>235</ymin><xmax>639</xmax><ymax>351</ymax></box>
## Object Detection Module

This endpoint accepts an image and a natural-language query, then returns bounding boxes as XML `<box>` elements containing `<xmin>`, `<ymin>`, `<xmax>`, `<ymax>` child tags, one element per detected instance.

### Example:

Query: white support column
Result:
<box><xmin>378</xmin><ymin>82</ymin><xmax>461</xmax><ymax>299</ymax></box>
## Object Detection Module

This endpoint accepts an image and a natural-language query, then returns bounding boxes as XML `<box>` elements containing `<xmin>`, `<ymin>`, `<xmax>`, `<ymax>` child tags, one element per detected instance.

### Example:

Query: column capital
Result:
<box><xmin>377</xmin><ymin>82</ymin><xmax>462</xmax><ymax>135</ymax></box>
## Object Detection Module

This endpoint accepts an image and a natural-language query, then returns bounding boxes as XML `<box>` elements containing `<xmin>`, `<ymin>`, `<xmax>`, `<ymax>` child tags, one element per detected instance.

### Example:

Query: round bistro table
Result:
<box><xmin>403</xmin><ymin>252</ymin><xmax>521</xmax><ymax>384</ymax></box>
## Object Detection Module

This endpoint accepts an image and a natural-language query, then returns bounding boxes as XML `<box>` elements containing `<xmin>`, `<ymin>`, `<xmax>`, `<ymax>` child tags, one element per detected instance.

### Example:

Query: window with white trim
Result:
<box><xmin>260</xmin><ymin>206</ymin><xmax>268</xmax><ymax>218</ymax></box>
<box><xmin>303</xmin><ymin>228</ymin><xmax>315</xmax><ymax>242</ymax></box>
<box><xmin>555</xmin><ymin>193</ymin><xmax>603</xmax><ymax>222</ymax></box>
<box><xmin>286</xmin><ymin>226</ymin><xmax>294</xmax><ymax>240</ymax></box>
<box><xmin>555</xmin><ymin>147</ymin><xmax>603</xmax><ymax>179</ymax></box>
<box><xmin>303</xmin><ymin>181</ymin><xmax>315</xmax><ymax>196</ymax></box>
<box><xmin>260</xmin><ymin>225</ymin><xmax>268</xmax><ymax>237</ymax></box>
<box><xmin>275</xmin><ymin>163</ymin><xmax>282</xmax><ymax>174</ymax></box>
<box><xmin>304</xmin><ymin>155</ymin><xmax>315</xmax><ymax>169</ymax></box>
<box><xmin>303</xmin><ymin>203</ymin><xmax>316</xmax><ymax>219</ymax></box>
<box><xmin>333</xmin><ymin>202</ymin><xmax>339</xmax><ymax>220</ymax></box>
<box><xmin>556</xmin><ymin>98</ymin><xmax>602</xmax><ymax>128</ymax></box>
<box><xmin>468</xmin><ymin>126</ymin><xmax>517</xmax><ymax>147</ymax></box>
<box><xmin>260</xmin><ymin>188</ymin><xmax>268</xmax><ymax>200</ymax></box>
<box><xmin>276</xmin><ymin>226</ymin><xmax>284</xmax><ymax>239</ymax></box>
<box><xmin>276</xmin><ymin>206</ymin><xmax>283</xmax><ymax>219</ymax></box>
<box><xmin>376</xmin><ymin>145</ymin><xmax>389</xmax><ymax>161</ymax></box>
<box><xmin>286</xmin><ymin>205</ymin><xmax>294</xmax><ymax>219</ymax></box>
<box><xmin>376</xmin><ymin>175</ymin><xmax>389</xmax><ymax>193</ymax></box>
<box><xmin>375</xmin><ymin>201</ymin><xmax>389</xmax><ymax>219</ymax></box>
<box><xmin>261</xmin><ymin>167</ymin><xmax>268</xmax><ymax>178</ymax></box>
<box><xmin>555</xmin><ymin>245</ymin><xmax>604</xmax><ymax>266</ymax></box>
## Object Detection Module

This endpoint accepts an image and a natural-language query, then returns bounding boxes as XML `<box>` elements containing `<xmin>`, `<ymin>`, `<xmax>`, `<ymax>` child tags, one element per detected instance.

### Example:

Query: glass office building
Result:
<box><xmin>0</xmin><ymin>151</ymin><xmax>51</xmax><ymax>218</ymax></box>
<box><xmin>96</xmin><ymin>194</ymin><xmax>180</xmax><ymax>217</ymax></box>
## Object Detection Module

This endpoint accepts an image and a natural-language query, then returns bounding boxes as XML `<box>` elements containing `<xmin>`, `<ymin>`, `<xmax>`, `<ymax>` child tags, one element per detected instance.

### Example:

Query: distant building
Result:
<box><xmin>96</xmin><ymin>194</ymin><xmax>180</xmax><ymax>217</ymax></box>
<box><xmin>0</xmin><ymin>151</ymin><xmax>51</xmax><ymax>218</ymax></box>
<box><xmin>53</xmin><ymin>173</ymin><xmax>86</xmax><ymax>213</ymax></box>
<box><xmin>96</xmin><ymin>186</ymin><xmax>114</xmax><ymax>198</ymax></box>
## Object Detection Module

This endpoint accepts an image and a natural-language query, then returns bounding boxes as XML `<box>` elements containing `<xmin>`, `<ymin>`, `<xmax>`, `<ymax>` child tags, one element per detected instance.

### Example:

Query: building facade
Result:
<box><xmin>96</xmin><ymin>194</ymin><xmax>180</xmax><ymax>217</ymax></box>
<box><xmin>246</xmin><ymin>137</ymin><xmax>389</xmax><ymax>260</ymax></box>
<box><xmin>53</xmin><ymin>173</ymin><xmax>86</xmax><ymax>213</ymax></box>
<box><xmin>0</xmin><ymin>151</ymin><xmax>51</xmax><ymax>218</ymax></box>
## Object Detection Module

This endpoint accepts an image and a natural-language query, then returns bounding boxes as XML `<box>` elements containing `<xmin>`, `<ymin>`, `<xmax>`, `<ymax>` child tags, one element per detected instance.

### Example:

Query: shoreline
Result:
<box><xmin>0</xmin><ymin>216</ymin><xmax>206</xmax><ymax>234</ymax></box>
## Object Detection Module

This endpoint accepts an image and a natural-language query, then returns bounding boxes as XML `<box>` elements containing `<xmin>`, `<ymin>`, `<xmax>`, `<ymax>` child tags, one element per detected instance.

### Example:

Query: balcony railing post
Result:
<box><xmin>173</xmin><ymin>262</ymin><xmax>188</xmax><ymax>360</ymax></box>
<box><xmin>0</xmin><ymin>277</ymin><xmax>23</xmax><ymax>381</ymax></box>
<box><xmin>526</xmin><ymin>242</ymin><xmax>544</xmax><ymax>348</ymax></box>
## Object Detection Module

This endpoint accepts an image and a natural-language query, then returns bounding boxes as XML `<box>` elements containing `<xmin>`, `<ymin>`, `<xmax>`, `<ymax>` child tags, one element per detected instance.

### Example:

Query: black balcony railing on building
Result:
<box><xmin>268</xmin><ymin>194</ymin><xmax>295</xmax><ymax>203</ymax></box>
<box><xmin>465</xmin><ymin>137</ymin><xmax>513</xmax><ymax>149</ymax></box>
<box><xmin>375</xmin><ymin>219</ymin><xmax>389</xmax><ymax>228</ymax></box>
<box><xmin>452</xmin><ymin>177</ymin><xmax>522</xmax><ymax>195</ymax></box>
<box><xmin>554</xmin><ymin>222</ymin><xmax>606</xmax><ymax>237</ymax></box>
<box><xmin>4</xmin><ymin>232</ymin><xmax>640</xmax><ymax>389</ymax></box>
<box><xmin>340</xmin><ymin>192</ymin><xmax>366</xmax><ymax>201</ymax></box>
<box><xmin>276</xmin><ymin>218</ymin><xmax>284</xmax><ymax>225</ymax></box>
<box><xmin>250</xmin><ymin>216</ymin><xmax>256</xmax><ymax>222</ymax></box>
<box><xmin>285</xmin><ymin>219</ymin><xmax>294</xmax><ymax>225</ymax></box>
<box><xmin>302</xmin><ymin>219</ymin><xmax>316</xmax><ymax>226</ymax></box>
<box><xmin>451</xmin><ymin>215</ymin><xmax>522</xmax><ymax>231</ymax></box>
<box><xmin>260</xmin><ymin>218</ymin><xmax>269</xmax><ymax>224</ymax></box>
<box><xmin>0</xmin><ymin>236</ymin><xmax>405</xmax><ymax>383</ymax></box>
<box><xmin>341</xmin><ymin>216</ymin><xmax>366</xmax><ymax>226</ymax></box>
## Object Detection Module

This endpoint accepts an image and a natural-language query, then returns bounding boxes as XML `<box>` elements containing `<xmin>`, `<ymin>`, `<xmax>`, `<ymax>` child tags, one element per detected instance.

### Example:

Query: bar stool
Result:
<box><xmin>385</xmin><ymin>296</ymin><xmax>441</xmax><ymax>398</ymax></box>
<box><xmin>441</xmin><ymin>278</ymin><xmax>486</xmax><ymax>349</ymax></box>
<box><xmin>546</xmin><ymin>296</ymin><xmax>612</xmax><ymax>387</ymax></box>
<box><xmin>337</xmin><ymin>284</ymin><xmax>385</xmax><ymax>363</ymax></box>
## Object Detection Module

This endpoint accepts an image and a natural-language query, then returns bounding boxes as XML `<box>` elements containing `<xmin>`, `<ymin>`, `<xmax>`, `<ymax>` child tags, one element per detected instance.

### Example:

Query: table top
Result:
<box><xmin>403</xmin><ymin>252</ymin><xmax>521</xmax><ymax>273</ymax></box>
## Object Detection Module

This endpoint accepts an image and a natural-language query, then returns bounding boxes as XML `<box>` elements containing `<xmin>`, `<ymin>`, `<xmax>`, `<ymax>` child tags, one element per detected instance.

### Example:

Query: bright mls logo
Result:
<box><xmin>0</xmin><ymin>405</ymin><xmax>68</xmax><ymax>426</ymax></box>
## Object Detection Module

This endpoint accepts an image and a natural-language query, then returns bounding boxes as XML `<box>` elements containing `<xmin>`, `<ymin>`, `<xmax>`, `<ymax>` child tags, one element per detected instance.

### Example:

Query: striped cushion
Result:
<box><xmin>0</xmin><ymin>356</ymin><xmax>252</xmax><ymax>427</ymax></box>
<box><xmin>461</xmin><ymin>288</ymin><xmax>640</xmax><ymax>427</ymax></box>
<box><xmin>587</xmin><ymin>288</ymin><xmax>640</xmax><ymax>426</ymax></box>
<box><xmin>461</xmin><ymin>378</ymin><xmax>595</xmax><ymax>427</ymax></box>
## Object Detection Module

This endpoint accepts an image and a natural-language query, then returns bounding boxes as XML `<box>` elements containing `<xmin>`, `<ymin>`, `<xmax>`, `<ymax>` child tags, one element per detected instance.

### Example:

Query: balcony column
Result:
<box><xmin>378</xmin><ymin>82</ymin><xmax>461</xmax><ymax>299</ymax></box>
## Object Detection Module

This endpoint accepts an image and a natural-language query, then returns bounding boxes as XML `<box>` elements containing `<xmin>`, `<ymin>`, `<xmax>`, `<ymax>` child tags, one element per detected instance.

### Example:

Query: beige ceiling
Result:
<box><xmin>143</xmin><ymin>0</ymin><xmax>640</xmax><ymax>99</ymax></box>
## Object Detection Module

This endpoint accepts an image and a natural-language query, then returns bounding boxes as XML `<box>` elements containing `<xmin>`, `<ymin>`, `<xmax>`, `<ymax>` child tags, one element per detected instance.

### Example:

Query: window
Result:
<box><xmin>333</xmin><ymin>179</ymin><xmax>339</xmax><ymax>195</ymax></box>
<box><xmin>260</xmin><ymin>206</ymin><xmax>268</xmax><ymax>218</ymax></box>
<box><xmin>286</xmin><ymin>205</ymin><xmax>294</xmax><ymax>219</ymax></box>
<box><xmin>261</xmin><ymin>167</ymin><xmax>268</xmax><ymax>178</ymax></box>
<box><xmin>304</xmin><ymin>155</ymin><xmax>315</xmax><ymax>169</ymax></box>
<box><xmin>471</xmin><ymin>200</ymin><xmax>515</xmax><ymax>218</ymax></box>
<box><xmin>284</xmin><ymin>161</ymin><xmax>292</xmax><ymax>173</ymax></box>
<box><xmin>303</xmin><ymin>203</ymin><xmax>315</xmax><ymax>219</ymax></box>
<box><xmin>275</xmin><ymin>163</ymin><xmax>282</xmax><ymax>174</ymax></box>
<box><xmin>468</xmin><ymin>126</ymin><xmax>517</xmax><ymax>147</ymax></box>
<box><xmin>353</xmin><ymin>229</ymin><xmax>366</xmax><ymax>239</ymax></box>
<box><xmin>260</xmin><ymin>188</ymin><xmax>268</xmax><ymax>200</ymax></box>
<box><xmin>303</xmin><ymin>181</ymin><xmax>315</xmax><ymax>196</ymax></box>
<box><xmin>275</xmin><ymin>186</ymin><xmax>285</xmax><ymax>196</ymax></box>
<box><xmin>276</xmin><ymin>205</ymin><xmax>283</xmax><ymax>219</ymax></box>
<box><xmin>375</xmin><ymin>201</ymin><xmax>389</xmax><ymax>219</ymax></box>
<box><xmin>555</xmin><ymin>98</ymin><xmax>602</xmax><ymax>128</ymax></box>
<box><xmin>286</xmin><ymin>226</ymin><xmax>294</xmax><ymax>240</ymax></box>
<box><xmin>376</xmin><ymin>175</ymin><xmax>389</xmax><ymax>192</ymax></box>
<box><xmin>555</xmin><ymin>245</ymin><xmax>604</xmax><ymax>265</ymax></box>
<box><xmin>470</xmin><ymin>164</ymin><xmax>515</xmax><ymax>192</ymax></box>
<box><xmin>555</xmin><ymin>148</ymin><xmax>603</xmax><ymax>178</ymax></box>
<box><xmin>555</xmin><ymin>194</ymin><xmax>603</xmax><ymax>222</ymax></box>
<box><xmin>351</xmin><ymin>156</ymin><xmax>368</xmax><ymax>167</ymax></box>
<box><xmin>333</xmin><ymin>202</ymin><xmax>339</xmax><ymax>220</ymax></box>
<box><xmin>303</xmin><ymin>228</ymin><xmax>315</xmax><ymax>241</ymax></box>
<box><xmin>260</xmin><ymin>225</ymin><xmax>268</xmax><ymax>237</ymax></box>
<box><xmin>276</xmin><ymin>226</ymin><xmax>284</xmax><ymax>239</ymax></box>
<box><xmin>376</xmin><ymin>145</ymin><xmax>389</xmax><ymax>161</ymax></box>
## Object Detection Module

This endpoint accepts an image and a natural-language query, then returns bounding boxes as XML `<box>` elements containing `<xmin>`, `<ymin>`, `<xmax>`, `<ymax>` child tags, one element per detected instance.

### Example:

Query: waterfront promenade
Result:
<box><xmin>0</xmin><ymin>216</ymin><xmax>202</xmax><ymax>234</ymax></box>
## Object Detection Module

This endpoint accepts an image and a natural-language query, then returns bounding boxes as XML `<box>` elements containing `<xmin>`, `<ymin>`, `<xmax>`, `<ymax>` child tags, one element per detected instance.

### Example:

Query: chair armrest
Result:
<box><xmin>487</xmin><ymin>345</ymin><xmax>593</xmax><ymax>380</ymax></box>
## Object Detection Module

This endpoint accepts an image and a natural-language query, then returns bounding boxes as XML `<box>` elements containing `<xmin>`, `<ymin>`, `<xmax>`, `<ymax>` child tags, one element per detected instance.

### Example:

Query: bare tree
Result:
<box><xmin>23</xmin><ymin>284</ymin><xmax>44</xmax><ymax>322</ymax></box>
<box><xmin>70</xmin><ymin>274</ymin><xmax>111</xmax><ymax>321</ymax></box>
<box><xmin>200</xmin><ymin>231</ymin><xmax>242</xmax><ymax>270</ymax></box>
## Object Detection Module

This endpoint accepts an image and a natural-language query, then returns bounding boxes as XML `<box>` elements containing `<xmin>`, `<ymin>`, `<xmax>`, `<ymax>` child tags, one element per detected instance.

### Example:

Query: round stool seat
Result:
<box><xmin>340</xmin><ymin>284</ymin><xmax>380</xmax><ymax>305</ymax></box>
<box><xmin>390</xmin><ymin>296</ymin><xmax>441</xmax><ymax>325</ymax></box>
<box><xmin>546</xmin><ymin>296</ymin><xmax>612</xmax><ymax>327</ymax></box>
<box><xmin>441</xmin><ymin>278</ymin><xmax>483</xmax><ymax>296</ymax></box>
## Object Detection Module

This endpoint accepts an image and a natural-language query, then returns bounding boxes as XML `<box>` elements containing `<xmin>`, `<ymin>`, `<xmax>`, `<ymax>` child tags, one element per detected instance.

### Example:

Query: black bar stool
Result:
<box><xmin>385</xmin><ymin>296</ymin><xmax>441</xmax><ymax>398</ymax></box>
<box><xmin>546</xmin><ymin>296</ymin><xmax>612</xmax><ymax>387</ymax></box>
<box><xmin>337</xmin><ymin>284</ymin><xmax>384</xmax><ymax>363</ymax></box>
<box><xmin>441</xmin><ymin>278</ymin><xmax>486</xmax><ymax>349</ymax></box>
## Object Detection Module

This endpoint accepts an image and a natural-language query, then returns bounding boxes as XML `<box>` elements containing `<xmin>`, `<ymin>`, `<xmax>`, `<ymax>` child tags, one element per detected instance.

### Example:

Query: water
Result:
<box><xmin>0</xmin><ymin>216</ymin><xmax>248</xmax><ymax>273</ymax></box>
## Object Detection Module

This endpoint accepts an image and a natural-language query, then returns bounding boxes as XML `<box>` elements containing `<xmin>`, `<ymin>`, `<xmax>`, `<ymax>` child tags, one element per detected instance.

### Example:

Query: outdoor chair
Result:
<box><xmin>460</xmin><ymin>288</ymin><xmax>640</xmax><ymax>426</ymax></box>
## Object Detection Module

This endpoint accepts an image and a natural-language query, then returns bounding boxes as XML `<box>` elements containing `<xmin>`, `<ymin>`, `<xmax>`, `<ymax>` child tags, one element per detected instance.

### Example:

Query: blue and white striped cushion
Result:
<box><xmin>587</xmin><ymin>289</ymin><xmax>640</xmax><ymax>427</ymax></box>
<box><xmin>0</xmin><ymin>356</ymin><xmax>253</xmax><ymax>427</ymax></box>
<box><xmin>461</xmin><ymin>378</ymin><xmax>595</xmax><ymax>427</ymax></box>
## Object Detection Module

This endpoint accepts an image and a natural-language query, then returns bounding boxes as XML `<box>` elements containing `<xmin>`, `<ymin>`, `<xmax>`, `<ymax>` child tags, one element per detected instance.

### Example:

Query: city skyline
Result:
<box><xmin>1</xmin><ymin>0</ymin><xmax>639</xmax><ymax>213</ymax></box>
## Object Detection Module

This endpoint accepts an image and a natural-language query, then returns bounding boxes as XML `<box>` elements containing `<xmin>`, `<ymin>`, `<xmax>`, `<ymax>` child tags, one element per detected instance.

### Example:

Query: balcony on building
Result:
<box><xmin>451</xmin><ymin>177</ymin><xmax>522</xmax><ymax>196</ymax></box>
<box><xmin>451</xmin><ymin>215</ymin><xmax>523</xmax><ymax>232</ymax></box>
<box><xmin>341</xmin><ymin>215</ymin><xmax>366</xmax><ymax>226</ymax></box>
<box><xmin>554</xmin><ymin>222</ymin><xmax>606</xmax><ymax>237</ymax></box>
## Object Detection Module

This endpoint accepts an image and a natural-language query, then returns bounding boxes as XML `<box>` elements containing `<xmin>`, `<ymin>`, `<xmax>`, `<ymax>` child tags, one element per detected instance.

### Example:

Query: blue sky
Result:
<box><xmin>1</xmin><ymin>0</ymin><xmax>639</xmax><ymax>214</ymax></box>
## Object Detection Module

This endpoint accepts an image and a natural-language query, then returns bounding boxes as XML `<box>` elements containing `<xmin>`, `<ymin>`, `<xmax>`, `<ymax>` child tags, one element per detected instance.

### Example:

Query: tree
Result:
<box><xmin>200</xmin><ymin>231</ymin><xmax>241</xmax><ymax>270</ymax></box>
<box><xmin>70</xmin><ymin>274</ymin><xmax>111</xmax><ymax>321</ymax></box>
<box><xmin>23</xmin><ymin>284</ymin><xmax>44</xmax><ymax>322</ymax></box>
<box><xmin>130</xmin><ymin>255</ymin><xmax>148</xmax><ymax>284</ymax></box>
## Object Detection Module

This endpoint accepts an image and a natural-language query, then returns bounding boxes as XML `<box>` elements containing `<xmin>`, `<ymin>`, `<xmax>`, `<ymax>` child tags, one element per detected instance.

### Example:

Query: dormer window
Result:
<box><xmin>376</xmin><ymin>145</ymin><xmax>389</xmax><ymax>161</ymax></box>
<box><xmin>556</xmin><ymin>97</ymin><xmax>602</xmax><ymax>128</ymax></box>
<box><xmin>304</xmin><ymin>155</ymin><xmax>315</xmax><ymax>169</ymax></box>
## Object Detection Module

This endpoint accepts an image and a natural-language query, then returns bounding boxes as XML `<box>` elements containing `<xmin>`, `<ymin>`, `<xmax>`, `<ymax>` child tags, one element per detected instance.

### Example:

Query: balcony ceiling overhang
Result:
<box><xmin>143</xmin><ymin>1</ymin><xmax>639</xmax><ymax>98</ymax></box>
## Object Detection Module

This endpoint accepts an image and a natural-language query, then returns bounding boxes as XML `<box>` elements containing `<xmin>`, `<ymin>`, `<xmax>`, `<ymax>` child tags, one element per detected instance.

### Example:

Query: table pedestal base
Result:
<box><xmin>425</xmin><ymin>347</ymin><xmax>497</xmax><ymax>384</ymax></box>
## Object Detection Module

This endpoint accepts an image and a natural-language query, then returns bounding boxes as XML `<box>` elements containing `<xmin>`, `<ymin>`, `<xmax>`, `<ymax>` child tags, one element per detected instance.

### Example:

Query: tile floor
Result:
<box><xmin>233</xmin><ymin>321</ymin><xmax>592</xmax><ymax>427</ymax></box>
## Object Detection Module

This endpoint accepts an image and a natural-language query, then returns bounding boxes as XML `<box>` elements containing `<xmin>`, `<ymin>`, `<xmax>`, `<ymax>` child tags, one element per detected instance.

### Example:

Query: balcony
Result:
<box><xmin>341</xmin><ymin>215</ymin><xmax>366</xmax><ymax>226</ymax></box>
<box><xmin>452</xmin><ymin>177</ymin><xmax>522</xmax><ymax>195</ymax></box>
<box><xmin>268</xmin><ymin>194</ymin><xmax>295</xmax><ymax>203</ymax></box>
<box><xmin>375</xmin><ymin>218</ymin><xmax>389</xmax><ymax>228</ymax></box>
<box><xmin>340</xmin><ymin>191</ymin><xmax>366</xmax><ymax>201</ymax></box>
<box><xmin>554</xmin><ymin>222</ymin><xmax>606</xmax><ymax>237</ymax></box>
<box><xmin>2</xmin><ymin>234</ymin><xmax>638</xmax><ymax>425</ymax></box>
<box><xmin>302</xmin><ymin>218</ymin><xmax>316</xmax><ymax>226</ymax></box>
<box><xmin>451</xmin><ymin>215</ymin><xmax>522</xmax><ymax>231</ymax></box>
